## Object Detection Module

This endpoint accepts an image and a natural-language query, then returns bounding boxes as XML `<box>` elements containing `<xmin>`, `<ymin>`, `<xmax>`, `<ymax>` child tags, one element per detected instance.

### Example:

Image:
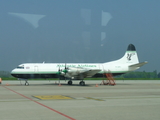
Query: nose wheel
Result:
<box><xmin>25</xmin><ymin>81</ymin><xmax>29</xmax><ymax>86</ymax></box>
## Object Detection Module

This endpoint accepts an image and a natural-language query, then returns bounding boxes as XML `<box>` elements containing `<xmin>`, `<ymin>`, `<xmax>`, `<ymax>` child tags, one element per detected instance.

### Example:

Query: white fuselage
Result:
<box><xmin>11</xmin><ymin>62</ymin><xmax>131</xmax><ymax>79</ymax></box>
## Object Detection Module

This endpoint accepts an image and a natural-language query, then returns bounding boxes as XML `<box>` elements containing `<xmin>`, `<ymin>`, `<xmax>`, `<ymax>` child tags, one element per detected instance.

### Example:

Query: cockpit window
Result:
<box><xmin>17</xmin><ymin>66</ymin><xmax>24</xmax><ymax>69</ymax></box>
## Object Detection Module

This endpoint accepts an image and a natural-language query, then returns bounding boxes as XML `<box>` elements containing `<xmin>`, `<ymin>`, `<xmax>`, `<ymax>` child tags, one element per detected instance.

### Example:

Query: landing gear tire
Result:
<box><xmin>25</xmin><ymin>82</ymin><xmax>29</xmax><ymax>86</ymax></box>
<box><xmin>68</xmin><ymin>80</ymin><xmax>72</xmax><ymax>85</ymax></box>
<box><xmin>79</xmin><ymin>81</ymin><xmax>85</xmax><ymax>86</ymax></box>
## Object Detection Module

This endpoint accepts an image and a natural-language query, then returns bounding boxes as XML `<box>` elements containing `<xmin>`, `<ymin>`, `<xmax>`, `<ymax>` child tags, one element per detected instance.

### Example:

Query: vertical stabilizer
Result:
<box><xmin>109</xmin><ymin>44</ymin><xmax>139</xmax><ymax>65</ymax></box>
<box><xmin>119</xmin><ymin>44</ymin><xmax>139</xmax><ymax>64</ymax></box>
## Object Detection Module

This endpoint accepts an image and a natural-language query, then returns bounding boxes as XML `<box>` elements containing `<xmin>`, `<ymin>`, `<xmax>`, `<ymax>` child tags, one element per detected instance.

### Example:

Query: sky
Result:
<box><xmin>0</xmin><ymin>0</ymin><xmax>160</xmax><ymax>72</ymax></box>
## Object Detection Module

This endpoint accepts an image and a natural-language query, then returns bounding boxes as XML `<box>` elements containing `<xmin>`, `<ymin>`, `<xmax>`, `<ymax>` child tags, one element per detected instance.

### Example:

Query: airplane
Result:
<box><xmin>11</xmin><ymin>44</ymin><xmax>147</xmax><ymax>86</ymax></box>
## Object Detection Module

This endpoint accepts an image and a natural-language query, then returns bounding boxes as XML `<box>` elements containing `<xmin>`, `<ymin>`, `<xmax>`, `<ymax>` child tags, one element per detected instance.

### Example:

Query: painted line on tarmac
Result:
<box><xmin>85</xmin><ymin>97</ymin><xmax>104</xmax><ymax>101</ymax></box>
<box><xmin>2</xmin><ymin>86</ymin><xmax>76</xmax><ymax>120</ymax></box>
<box><xmin>33</xmin><ymin>95</ymin><xmax>73</xmax><ymax>100</ymax></box>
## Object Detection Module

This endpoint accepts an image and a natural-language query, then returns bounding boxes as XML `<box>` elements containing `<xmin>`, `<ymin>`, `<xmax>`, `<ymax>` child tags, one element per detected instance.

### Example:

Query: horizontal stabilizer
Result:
<box><xmin>129</xmin><ymin>61</ymin><xmax>148</xmax><ymax>68</ymax></box>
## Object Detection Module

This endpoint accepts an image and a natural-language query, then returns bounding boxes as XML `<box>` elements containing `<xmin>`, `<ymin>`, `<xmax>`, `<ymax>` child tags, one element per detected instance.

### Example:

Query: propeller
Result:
<box><xmin>62</xmin><ymin>63</ymin><xmax>68</xmax><ymax>75</ymax></box>
<box><xmin>56</xmin><ymin>64</ymin><xmax>68</xmax><ymax>77</ymax></box>
<box><xmin>57</xmin><ymin>67</ymin><xmax>61</xmax><ymax>84</ymax></box>
<box><xmin>57</xmin><ymin>67</ymin><xmax>61</xmax><ymax>79</ymax></box>
<box><xmin>56</xmin><ymin>64</ymin><xmax>69</xmax><ymax>81</ymax></box>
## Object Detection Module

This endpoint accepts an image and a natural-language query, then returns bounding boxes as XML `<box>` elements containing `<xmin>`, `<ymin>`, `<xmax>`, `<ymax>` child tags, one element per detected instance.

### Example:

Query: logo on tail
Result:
<box><xmin>127</xmin><ymin>53</ymin><xmax>135</xmax><ymax>61</ymax></box>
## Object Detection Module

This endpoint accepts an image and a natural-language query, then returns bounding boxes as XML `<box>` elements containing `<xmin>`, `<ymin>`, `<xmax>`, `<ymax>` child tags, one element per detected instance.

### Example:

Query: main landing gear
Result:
<box><xmin>68</xmin><ymin>80</ymin><xmax>73</xmax><ymax>85</ymax></box>
<box><xmin>67</xmin><ymin>80</ymin><xmax>85</xmax><ymax>86</ymax></box>
<box><xmin>79</xmin><ymin>80</ymin><xmax>85</xmax><ymax>86</ymax></box>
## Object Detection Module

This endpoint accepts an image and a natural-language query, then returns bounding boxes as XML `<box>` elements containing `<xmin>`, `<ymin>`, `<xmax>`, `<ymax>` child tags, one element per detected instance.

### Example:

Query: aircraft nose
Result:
<box><xmin>11</xmin><ymin>69</ymin><xmax>17</xmax><ymax>77</ymax></box>
<box><xmin>11</xmin><ymin>69</ymin><xmax>15</xmax><ymax>74</ymax></box>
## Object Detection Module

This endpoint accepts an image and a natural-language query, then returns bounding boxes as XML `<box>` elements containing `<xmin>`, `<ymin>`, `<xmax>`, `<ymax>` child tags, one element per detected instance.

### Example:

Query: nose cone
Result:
<box><xmin>11</xmin><ymin>69</ymin><xmax>17</xmax><ymax>77</ymax></box>
<box><xmin>11</xmin><ymin>69</ymin><xmax>15</xmax><ymax>74</ymax></box>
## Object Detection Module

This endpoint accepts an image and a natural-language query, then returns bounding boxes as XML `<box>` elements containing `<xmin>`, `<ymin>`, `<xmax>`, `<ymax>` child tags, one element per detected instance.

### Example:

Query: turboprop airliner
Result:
<box><xmin>11</xmin><ymin>44</ymin><xmax>147</xmax><ymax>86</ymax></box>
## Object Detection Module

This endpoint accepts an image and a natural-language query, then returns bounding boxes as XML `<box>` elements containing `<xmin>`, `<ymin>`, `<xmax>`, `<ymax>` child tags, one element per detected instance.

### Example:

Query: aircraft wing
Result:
<box><xmin>80</xmin><ymin>69</ymin><xmax>101</xmax><ymax>78</ymax></box>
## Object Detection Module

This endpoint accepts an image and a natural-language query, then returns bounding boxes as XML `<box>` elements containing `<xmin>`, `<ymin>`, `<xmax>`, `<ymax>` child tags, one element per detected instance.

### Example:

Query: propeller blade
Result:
<box><xmin>58</xmin><ymin>67</ymin><xmax>61</xmax><ymax>79</ymax></box>
<box><xmin>56</xmin><ymin>66</ymin><xmax>62</xmax><ymax>80</ymax></box>
<box><xmin>63</xmin><ymin>63</ymin><xmax>68</xmax><ymax>75</ymax></box>
<box><xmin>58</xmin><ymin>67</ymin><xmax>61</xmax><ymax>74</ymax></box>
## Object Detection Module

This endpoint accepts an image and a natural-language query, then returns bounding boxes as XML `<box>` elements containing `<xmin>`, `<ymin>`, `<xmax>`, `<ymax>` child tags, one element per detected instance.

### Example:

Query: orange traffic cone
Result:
<box><xmin>6</xmin><ymin>83</ymin><xmax>9</xmax><ymax>86</ymax></box>
<box><xmin>0</xmin><ymin>78</ymin><xmax>2</xmax><ymax>84</ymax></box>
<box><xmin>95</xmin><ymin>84</ymin><xmax>98</xmax><ymax>87</ymax></box>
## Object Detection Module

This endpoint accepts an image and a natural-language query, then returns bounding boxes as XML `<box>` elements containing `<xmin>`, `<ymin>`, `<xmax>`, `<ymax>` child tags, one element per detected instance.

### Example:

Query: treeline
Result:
<box><xmin>0</xmin><ymin>71</ymin><xmax>12</xmax><ymax>78</ymax></box>
<box><xmin>119</xmin><ymin>70</ymin><xmax>160</xmax><ymax>79</ymax></box>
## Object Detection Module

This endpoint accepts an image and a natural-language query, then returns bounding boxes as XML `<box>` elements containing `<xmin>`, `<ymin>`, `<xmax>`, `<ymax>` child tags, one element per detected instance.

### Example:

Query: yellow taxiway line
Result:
<box><xmin>33</xmin><ymin>95</ymin><xmax>73</xmax><ymax>100</ymax></box>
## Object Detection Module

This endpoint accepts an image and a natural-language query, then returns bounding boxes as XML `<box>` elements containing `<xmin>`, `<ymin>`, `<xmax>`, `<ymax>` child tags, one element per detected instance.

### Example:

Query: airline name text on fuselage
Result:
<box><xmin>57</xmin><ymin>64</ymin><xmax>97</xmax><ymax>68</ymax></box>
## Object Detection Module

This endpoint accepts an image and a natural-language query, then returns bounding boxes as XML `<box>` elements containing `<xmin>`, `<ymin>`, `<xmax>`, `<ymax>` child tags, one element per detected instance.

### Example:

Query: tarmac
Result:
<box><xmin>0</xmin><ymin>80</ymin><xmax>160</xmax><ymax>120</ymax></box>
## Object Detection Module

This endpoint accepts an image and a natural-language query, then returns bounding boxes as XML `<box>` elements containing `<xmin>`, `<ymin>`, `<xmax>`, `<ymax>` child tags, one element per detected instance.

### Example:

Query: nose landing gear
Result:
<box><xmin>25</xmin><ymin>80</ymin><xmax>29</xmax><ymax>86</ymax></box>
<box><xmin>19</xmin><ymin>79</ymin><xmax>29</xmax><ymax>86</ymax></box>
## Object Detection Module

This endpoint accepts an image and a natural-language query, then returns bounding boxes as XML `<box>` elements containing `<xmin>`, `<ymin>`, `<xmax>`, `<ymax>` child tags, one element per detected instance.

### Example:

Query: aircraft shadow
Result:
<box><xmin>4</xmin><ymin>83</ymin><xmax>92</xmax><ymax>87</ymax></box>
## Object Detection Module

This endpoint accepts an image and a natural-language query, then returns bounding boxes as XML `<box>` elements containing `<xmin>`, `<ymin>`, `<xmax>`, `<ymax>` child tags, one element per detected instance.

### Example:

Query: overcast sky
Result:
<box><xmin>0</xmin><ymin>0</ymin><xmax>160</xmax><ymax>72</ymax></box>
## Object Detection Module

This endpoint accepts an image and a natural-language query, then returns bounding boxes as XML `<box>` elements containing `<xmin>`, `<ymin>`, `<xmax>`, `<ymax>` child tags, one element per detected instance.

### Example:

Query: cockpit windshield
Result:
<box><xmin>16</xmin><ymin>66</ymin><xmax>24</xmax><ymax>69</ymax></box>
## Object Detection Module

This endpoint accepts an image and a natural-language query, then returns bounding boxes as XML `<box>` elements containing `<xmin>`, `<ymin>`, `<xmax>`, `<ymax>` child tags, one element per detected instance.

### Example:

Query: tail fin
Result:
<box><xmin>121</xmin><ymin>44</ymin><xmax>139</xmax><ymax>64</ymax></box>
<box><xmin>110</xmin><ymin>44</ymin><xmax>139</xmax><ymax>65</ymax></box>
